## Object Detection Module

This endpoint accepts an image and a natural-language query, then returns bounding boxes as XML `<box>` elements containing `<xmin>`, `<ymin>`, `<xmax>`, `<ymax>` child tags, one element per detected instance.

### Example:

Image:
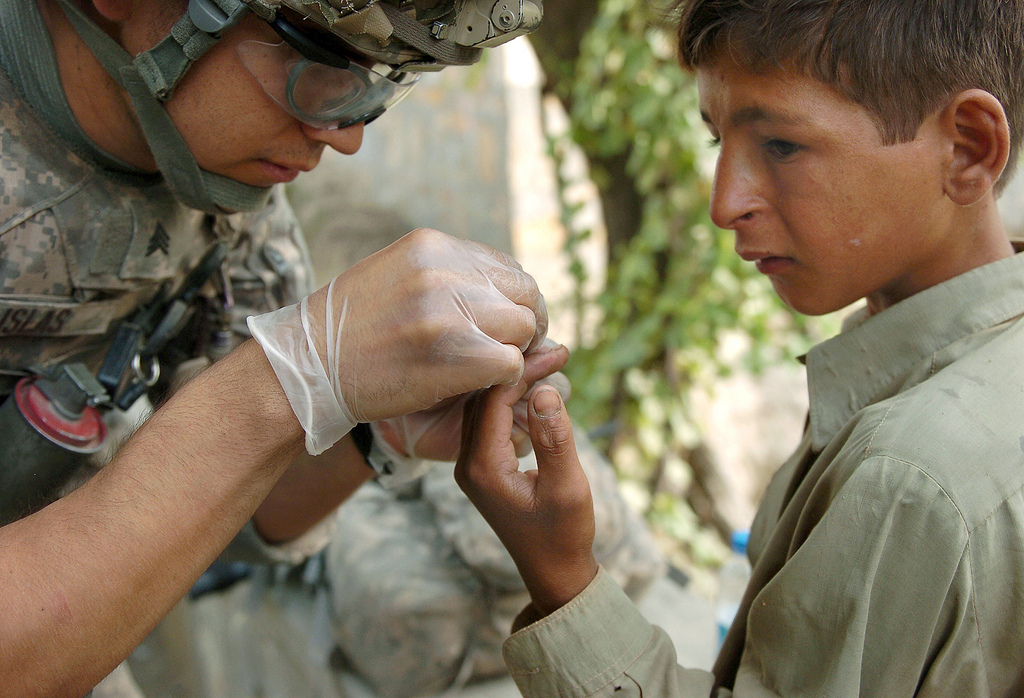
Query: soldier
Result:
<box><xmin>0</xmin><ymin>1</ymin><xmax>554</xmax><ymax>695</ymax></box>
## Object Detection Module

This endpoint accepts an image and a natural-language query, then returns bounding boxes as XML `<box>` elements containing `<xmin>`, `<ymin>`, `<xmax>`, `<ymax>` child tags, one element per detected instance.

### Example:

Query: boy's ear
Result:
<box><xmin>941</xmin><ymin>89</ymin><xmax>1011</xmax><ymax>206</ymax></box>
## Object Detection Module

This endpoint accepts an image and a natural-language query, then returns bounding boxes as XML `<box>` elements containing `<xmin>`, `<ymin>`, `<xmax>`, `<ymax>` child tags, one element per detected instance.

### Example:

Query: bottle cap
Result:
<box><xmin>730</xmin><ymin>529</ymin><xmax>750</xmax><ymax>555</ymax></box>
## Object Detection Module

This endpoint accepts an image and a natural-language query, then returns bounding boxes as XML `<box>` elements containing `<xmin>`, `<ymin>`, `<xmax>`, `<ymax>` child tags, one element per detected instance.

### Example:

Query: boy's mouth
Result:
<box><xmin>753</xmin><ymin>256</ymin><xmax>795</xmax><ymax>275</ymax></box>
<box><xmin>738</xmin><ymin>249</ymin><xmax>795</xmax><ymax>274</ymax></box>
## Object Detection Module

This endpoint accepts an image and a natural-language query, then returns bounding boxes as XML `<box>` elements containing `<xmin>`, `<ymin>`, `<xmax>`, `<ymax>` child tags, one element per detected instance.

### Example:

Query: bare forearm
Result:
<box><xmin>253</xmin><ymin>435</ymin><xmax>374</xmax><ymax>544</ymax></box>
<box><xmin>0</xmin><ymin>340</ymin><xmax>304</xmax><ymax>696</ymax></box>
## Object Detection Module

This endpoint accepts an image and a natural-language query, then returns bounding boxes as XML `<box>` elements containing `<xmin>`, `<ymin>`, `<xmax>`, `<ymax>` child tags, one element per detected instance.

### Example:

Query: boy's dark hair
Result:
<box><xmin>673</xmin><ymin>0</ymin><xmax>1024</xmax><ymax>191</ymax></box>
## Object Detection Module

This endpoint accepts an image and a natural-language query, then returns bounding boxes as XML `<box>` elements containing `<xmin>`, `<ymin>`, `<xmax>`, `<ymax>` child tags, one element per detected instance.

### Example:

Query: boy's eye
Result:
<box><xmin>707</xmin><ymin>136</ymin><xmax>722</xmax><ymax>148</ymax></box>
<box><xmin>763</xmin><ymin>139</ymin><xmax>800</xmax><ymax>160</ymax></box>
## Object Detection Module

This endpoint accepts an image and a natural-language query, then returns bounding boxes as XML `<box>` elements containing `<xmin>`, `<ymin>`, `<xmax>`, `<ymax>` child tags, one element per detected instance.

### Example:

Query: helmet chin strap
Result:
<box><xmin>56</xmin><ymin>0</ymin><xmax>272</xmax><ymax>214</ymax></box>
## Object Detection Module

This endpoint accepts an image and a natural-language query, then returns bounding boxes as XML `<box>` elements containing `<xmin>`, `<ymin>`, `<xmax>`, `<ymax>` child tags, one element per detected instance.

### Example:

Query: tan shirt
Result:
<box><xmin>504</xmin><ymin>252</ymin><xmax>1024</xmax><ymax>697</ymax></box>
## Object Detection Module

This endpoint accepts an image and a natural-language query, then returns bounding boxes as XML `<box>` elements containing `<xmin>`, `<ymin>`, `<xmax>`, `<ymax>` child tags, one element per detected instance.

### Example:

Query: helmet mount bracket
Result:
<box><xmin>188</xmin><ymin>0</ymin><xmax>250</xmax><ymax>36</ymax></box>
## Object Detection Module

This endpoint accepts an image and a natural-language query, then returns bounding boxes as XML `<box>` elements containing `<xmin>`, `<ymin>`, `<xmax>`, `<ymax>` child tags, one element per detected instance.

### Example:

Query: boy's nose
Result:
<box><xmin>709</xmin><ymin>151</ymin><xmax>762</xmax><ymax>229</ymax></box>
<box><xmin>302</xmin><ymin>122</ymin><xmax>365</xmax><ymax>156</ymax></box>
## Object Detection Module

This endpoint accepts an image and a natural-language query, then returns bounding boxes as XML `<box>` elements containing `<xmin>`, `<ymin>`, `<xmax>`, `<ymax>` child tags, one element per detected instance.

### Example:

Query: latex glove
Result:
<box><xmin>248</xmin><ymin>229</ymin><xmax>548</xmax><ymax>455</ymax></box>
<box><xmin>456</xmin><ymin>362</ymin><xmax>598</xmax><ymax>618</ymax></box>
<box><xmin>369</xmin><ymin>341</ymin><xmax>571</xmax><ymax>487</ymax></box>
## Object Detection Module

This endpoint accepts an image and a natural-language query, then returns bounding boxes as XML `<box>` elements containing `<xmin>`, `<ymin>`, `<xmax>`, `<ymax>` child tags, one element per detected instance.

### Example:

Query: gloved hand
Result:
<box><xmin>369</xmin><ymin>340</ymin><xmax>571</xmax><ymax>487</ymax></box>
<box><xmin>248</xmin><ymin>229</ymin><xmax>548</xmax><ymax>455</ymax></box>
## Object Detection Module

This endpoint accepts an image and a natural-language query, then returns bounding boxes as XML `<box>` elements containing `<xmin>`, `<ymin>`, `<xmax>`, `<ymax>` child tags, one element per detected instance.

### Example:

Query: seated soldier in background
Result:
<box><xmin>323</xmin><ymin>425</ymin><xmax>665</xmax><ymax>698</ymax></box>
<box><xmin>168</xmin><ymin>374</ymin><xmax>664</xmax><ymax>698</ymax></box>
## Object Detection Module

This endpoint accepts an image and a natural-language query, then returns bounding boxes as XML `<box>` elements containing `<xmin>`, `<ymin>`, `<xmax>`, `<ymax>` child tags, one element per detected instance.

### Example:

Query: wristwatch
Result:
<box><xmin>349</xmin><ymin>422</ymin><xmax>397</xmax><ymax>478</ymax></box>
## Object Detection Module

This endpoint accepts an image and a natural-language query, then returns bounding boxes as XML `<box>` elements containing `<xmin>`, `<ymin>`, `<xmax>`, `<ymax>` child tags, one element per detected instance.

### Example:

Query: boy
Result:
<box><xmin>455</xmin><ymin>0</ymin><xmax>1024</xmax><ymax>695</ymax></box>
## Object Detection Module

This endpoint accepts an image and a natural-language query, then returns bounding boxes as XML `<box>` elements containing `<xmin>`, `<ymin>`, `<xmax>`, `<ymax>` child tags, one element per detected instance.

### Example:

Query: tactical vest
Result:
<box><xmin>0</xmin><ymin>69</ymin><xmax>315</xmax><ymax>397</ymax></box>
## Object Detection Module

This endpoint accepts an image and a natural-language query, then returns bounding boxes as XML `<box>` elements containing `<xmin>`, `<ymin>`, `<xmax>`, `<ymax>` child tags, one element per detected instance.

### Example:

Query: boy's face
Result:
<box><xmin>696</xmin><ymin>54</ymin><xmax>960</xmax><ymax>316</ymax></box>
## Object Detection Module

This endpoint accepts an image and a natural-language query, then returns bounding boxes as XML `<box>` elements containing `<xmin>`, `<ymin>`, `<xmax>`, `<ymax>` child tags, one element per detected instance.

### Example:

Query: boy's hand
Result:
<box><xmin>374</xmin><ymin>341</ymin><xmax>572</xmax><ymax>462</ymax></box>
<box><xmin>456</xmin><ymin>362</ymin><xmax>598</xmax><ymax>617</ymax></box>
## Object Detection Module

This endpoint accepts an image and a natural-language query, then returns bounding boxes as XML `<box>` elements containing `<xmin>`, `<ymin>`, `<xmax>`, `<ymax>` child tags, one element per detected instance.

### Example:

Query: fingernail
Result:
<box><xmin>533</xmin><ymin>386</ymin><xmax>562</xmax><ymax>417</ymax></box>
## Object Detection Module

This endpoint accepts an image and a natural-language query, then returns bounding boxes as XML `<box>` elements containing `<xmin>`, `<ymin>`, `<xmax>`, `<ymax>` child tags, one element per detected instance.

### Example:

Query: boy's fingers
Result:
<box><xmin>528</xmin><ymin>387</ymin><xmax>582</xmax><ymax>487</ymax></box>
<box><xmin>458</xmin><ymin>385</ymin><xmax>525</xmax><ymax>477</ymax></box>
<box><xmin>458</xmin><ymin>390</ymin><xmax>486</xmax><ymax>460</ymax></box>
<box><xmin>512</xmin><ymin>428</ymin><xmax>532</xmax><ymax>457</ymax></box>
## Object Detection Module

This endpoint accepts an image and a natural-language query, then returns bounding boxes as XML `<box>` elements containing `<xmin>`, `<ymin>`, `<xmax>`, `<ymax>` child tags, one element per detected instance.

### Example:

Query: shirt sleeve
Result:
<box><xmin>222</xmin><ymin>186</ymin><xmax>317</xmax><ymax>331</ymax></box>
<box><xmin>502</xmin><ymin>567</ymin><xmax>719</xmax><ymax>697</ymax></box>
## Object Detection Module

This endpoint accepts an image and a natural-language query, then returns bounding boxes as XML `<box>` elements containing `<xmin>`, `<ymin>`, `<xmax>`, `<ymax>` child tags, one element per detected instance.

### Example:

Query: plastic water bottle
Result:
<box><xmin>715</xmin><ymin>529</ymin><xmax>751</xmax><ymax>649</ymax></box>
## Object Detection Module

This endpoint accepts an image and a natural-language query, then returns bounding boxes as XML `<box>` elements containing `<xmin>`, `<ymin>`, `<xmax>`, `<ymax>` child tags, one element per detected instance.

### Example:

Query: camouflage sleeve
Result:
<box><xmin>218</xmin><ymin>518</ymin><xmax>335</xmax><ymax>567</ymax></box>
<box><xmin>220</xmin><ymin>185</ymin><xmax>316</xmax><ymax>339</ymax></box>
<box><xmin>324</xmin><ymin>480</ymin><xmax>502</xmax><ymax>697</ymax></box>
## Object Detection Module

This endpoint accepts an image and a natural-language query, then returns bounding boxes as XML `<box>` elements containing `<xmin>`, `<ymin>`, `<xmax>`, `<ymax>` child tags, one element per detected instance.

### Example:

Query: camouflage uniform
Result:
<box><xmin>0</xmin><ymin>61</ymin><xmax>316</xmax><ymax>507</ymax></box>
<box><xmin>324</xmin><ymin>427</ymin><xmax>666</xmax><ymax>698</ymax></box>
<box><xmin>0</xmin><ymin>69</ymin><xmax>313</xmax><ymax>379</ymax></box>
<box><xmin>0</xmin><ymin>41</ymin><xmax>330</xmax><ymax>694</ymax></box>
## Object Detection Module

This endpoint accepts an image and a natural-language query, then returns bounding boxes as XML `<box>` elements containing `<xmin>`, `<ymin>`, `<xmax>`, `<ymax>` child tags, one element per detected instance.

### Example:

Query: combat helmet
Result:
<box><xmin>208</xmin><ymin>1</ymin><xmax>544</xmax><ymax>69</ymax></box>
<box><xmin>55</xmin><ymin>0</ymin><xmax>542</xmax><ymax>213</ymax></box>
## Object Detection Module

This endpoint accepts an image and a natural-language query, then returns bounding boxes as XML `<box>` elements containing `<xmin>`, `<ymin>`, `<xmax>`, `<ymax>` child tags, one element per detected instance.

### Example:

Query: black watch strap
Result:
<box><xmin>350</xmin><ymin>422</ymin><xmax>373</xmax><ymax>460</ymax></box>
<box><xmin>349</xmin><ymin>423</ymin><xmax>396</xmax><ymax>477</ymax></box>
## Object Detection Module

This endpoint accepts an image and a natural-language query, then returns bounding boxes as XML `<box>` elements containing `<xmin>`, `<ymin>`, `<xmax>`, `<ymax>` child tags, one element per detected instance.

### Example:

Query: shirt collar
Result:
<box><xmin>806</xmin><ymin>252</ymin><xmax>1024</xmax><ymax>451</ymax></box>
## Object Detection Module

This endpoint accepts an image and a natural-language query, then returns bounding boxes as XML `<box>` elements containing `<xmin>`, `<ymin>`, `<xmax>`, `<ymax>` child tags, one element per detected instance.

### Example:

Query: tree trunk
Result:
<box><xmin>529</xmin><ymin>0</ymin><xmax>645</xmax><ymax>262</ymax></box>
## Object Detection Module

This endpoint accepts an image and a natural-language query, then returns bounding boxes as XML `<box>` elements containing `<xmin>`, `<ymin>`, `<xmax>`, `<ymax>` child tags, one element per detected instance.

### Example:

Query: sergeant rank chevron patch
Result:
<box><xmin>146</xmin><ymin>223</ymin><xmax>171</xmax><ymax>256</ymax></box>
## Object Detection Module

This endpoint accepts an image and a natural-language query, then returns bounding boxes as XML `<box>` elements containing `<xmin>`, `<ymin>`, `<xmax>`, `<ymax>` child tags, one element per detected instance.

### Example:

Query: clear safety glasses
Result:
<box><xmin>237</xmin><ymin>14</ymin><xmax>419</xmax><ymax>130</ymax></box>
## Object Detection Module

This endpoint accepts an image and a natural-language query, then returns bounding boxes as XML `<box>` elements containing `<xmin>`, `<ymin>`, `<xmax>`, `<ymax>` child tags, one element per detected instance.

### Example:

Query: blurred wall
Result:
<box><xmin>287</xmin><ymin>47</ymin><xmax>512</xmax><ymax>285</ymax></box>
<box><xmin>286</xmin><ymin>39</ymin><xmax>602</xmax><ymax>348</ymax></box>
